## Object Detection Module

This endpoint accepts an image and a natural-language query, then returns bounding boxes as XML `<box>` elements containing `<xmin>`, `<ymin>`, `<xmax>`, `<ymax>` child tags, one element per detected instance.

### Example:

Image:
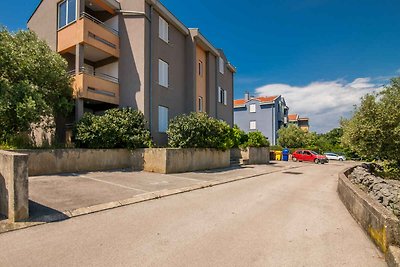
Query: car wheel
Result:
<box><xmin>292</xmin><ymin>157</ymin><xmax>298</xmax><ymax>162</ymax></box>
<box><xmin>314</xmin><ymin>159</ymin><xmax>320</xmax><ymax>164</ymax></box>
<box><xmin>339</xmin><ymin>158</ymin><xmax>344</xmax><ymax>162</ymax></box>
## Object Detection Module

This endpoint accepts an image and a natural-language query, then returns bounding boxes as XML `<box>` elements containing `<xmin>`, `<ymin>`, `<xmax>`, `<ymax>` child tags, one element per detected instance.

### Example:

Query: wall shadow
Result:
<box><xmin>0</xmin><ymin>173</ymin><xmax>8</xmax><ymax>220</ymax></box>
<box><xmin>28</xmin><ymin>200</ymin><xmax>70</xmax><ymax>222</ymax></box>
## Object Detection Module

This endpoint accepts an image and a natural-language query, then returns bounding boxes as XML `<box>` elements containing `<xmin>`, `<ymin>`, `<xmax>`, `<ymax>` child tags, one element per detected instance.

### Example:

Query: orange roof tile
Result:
<box><xmin>234</xmin><ymin>96</ymin><xmax>279</xmax><ymax>107</ymax></box>
<box><xmin>288</xmin><ymin>114</ymin><xmax>299</xmax><ymax>121</ymax></box>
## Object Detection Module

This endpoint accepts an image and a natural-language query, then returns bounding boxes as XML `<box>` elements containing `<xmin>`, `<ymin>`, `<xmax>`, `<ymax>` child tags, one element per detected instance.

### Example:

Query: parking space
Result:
<box><xmin>28</xmin><ymin>163</ymin><xmax>292</xmax><ymax>220</ymax></box>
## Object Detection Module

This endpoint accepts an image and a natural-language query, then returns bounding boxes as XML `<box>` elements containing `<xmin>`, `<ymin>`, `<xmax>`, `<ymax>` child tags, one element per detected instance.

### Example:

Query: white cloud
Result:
<box><xmin>255</xmin><ymin>78</ymin><xmax>384</xmax><ymax>133</ymax></box>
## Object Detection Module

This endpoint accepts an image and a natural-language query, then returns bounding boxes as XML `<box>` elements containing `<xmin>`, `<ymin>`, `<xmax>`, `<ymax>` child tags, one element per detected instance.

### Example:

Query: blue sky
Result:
<box><xmin>1</xmin><ymin>0</ymin><xmax>400</xmax><ymax>132</ymax></box>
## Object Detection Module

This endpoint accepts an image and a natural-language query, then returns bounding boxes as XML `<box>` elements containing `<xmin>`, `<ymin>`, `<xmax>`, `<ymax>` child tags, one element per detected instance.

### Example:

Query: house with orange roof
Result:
<box><xmin>234</xmin><ymin>93</ymin><xmax>289</xmax><ymax>145</ymax></box>
<box><xmin>288</xmin><ymin>114</ymin><xmax>310</xmax><ymax>132</ymax></box>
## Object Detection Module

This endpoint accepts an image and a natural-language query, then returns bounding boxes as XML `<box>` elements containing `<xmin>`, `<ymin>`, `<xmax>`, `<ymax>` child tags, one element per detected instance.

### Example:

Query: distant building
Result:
<box><xmin>234</xmin><ymin>93</ymin><xmax>289</xmax><ymax>145</ymax></box>
<box><xmin>288</xmin><ymin>114</ymin><xmax>310</xmax><ymax>132</ymax></box>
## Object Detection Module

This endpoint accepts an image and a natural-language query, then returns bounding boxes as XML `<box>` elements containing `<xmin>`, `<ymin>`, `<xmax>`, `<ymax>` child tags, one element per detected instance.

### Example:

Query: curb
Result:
<box><xmin>337</xmin><ymin>167</ymin><xmax>400</xmax><ymax>266</ymax></box>
<box><xmin>0</xmin><ymin>165</ymin><xmax>299</xmax><ymax>235</ymax></box>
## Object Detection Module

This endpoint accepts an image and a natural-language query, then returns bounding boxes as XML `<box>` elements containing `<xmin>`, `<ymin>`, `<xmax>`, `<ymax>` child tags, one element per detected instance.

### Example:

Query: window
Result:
<box><xmin>219</xmin><ymin>57</ymin><xmax>225</xmax><ymax>74</ymax></box>
<box><xmin>58</xmin><ymin>0</ymin><xmax>76</xmax><ymax>29</ymax></box>
<box><xmin>159</xmin><ymin>16</ymin><xmax>169</xmax><ymax>43</ymax></box>
<box><xmin>250</xmin><ymin>121</ymin><xmax>257</xmax><ymax>130</ymax></box>
<box><xmin>249</xmin><ymin>104</ymin><xmax>256</xmax><ymax>113</ymax></box>
<box><xmin>218</xmin><ymin>87</ymin><xmax>227</xmax><ymax>105</ymax></box>
<box><xmin>223</xmin><ymin>90</ymin><xmax>227</xmax><ymax>105</ymax></box>
<box><xmin>198</xmin><ymin>60</ymin><xmax>203</xmax><ymax>76</ymax></box>
<box><xmin>158</xmin><ymin>59</ymin><xmax>169</xmax><ymax>88</ymax></box>
<box><xmin>198</xmin><ymin>97</ymin><xmax>203</xmax><ymax>112</ymax></box>
<box><xmin>158</xmin><ymin>106</ymin><xmax>169</xmax><ymax>133</ymax></box>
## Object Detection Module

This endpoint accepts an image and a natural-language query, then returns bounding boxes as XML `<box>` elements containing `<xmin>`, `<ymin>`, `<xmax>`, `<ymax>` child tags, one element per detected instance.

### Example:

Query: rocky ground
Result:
<box><xmin>349</xmin><ymin>164</ymin><xmax>400</xmax><ymax>217</ymax></box>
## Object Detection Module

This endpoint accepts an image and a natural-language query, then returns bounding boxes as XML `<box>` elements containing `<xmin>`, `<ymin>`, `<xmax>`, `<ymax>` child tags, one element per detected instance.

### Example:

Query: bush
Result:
<box><xmin>74</xmin><ymin>108</ymin><xmax>152</xmax><ymax>149</ymax></box>
<box><xmin>243</xmin><ymin>131</ymin><xmax>270</xmax><ymax>148</ymax></box>
<box><xmin>231</xmin><ymin>125</ymin><xmax>248</xmax><ymax>148</ymax></box>
<box><xmin>167</xmin><ymin>112</ymin><xmax>233</xmax><ymax>150</ymax></box>
<box><xmin>270</xmin><ymin>145</ymin><xmax>283</xmax><ymax>151</ymax></box>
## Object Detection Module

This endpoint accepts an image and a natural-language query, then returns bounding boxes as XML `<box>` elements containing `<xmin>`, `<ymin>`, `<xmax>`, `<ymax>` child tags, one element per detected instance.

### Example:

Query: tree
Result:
<box><xmin>341</xmin><ymin>77</ymin><xmax>400</xmax><ymax>166</ymax></box>
<box><xmin>277</xmin><ymin>124</ymin><xmax>309</xmax><ymax>148</ymax></box>
<box><xmin>0</xmin><ymin>28</ymin><xmax>73</xmax><ymax>145</ymax></box>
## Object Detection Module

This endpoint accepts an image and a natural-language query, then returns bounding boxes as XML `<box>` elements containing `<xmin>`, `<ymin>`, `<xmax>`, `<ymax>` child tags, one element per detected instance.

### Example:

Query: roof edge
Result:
<box><xmin>146</xmin><ymin>0</ymin><xmax>189</xmax><ymax>36</ymax></box>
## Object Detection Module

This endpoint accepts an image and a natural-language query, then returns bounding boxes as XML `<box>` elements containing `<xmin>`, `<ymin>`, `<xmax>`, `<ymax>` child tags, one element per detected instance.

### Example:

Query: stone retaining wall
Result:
<box><xmin>0</xmin><ymin>150</ymin><xmax>29</xmax><ymax>222</ymax></box>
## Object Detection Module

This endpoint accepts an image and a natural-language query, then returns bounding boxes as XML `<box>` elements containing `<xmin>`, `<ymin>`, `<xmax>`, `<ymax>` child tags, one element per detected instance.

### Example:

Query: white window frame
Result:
<box><xmin>249</xmin><ymin>104</ymin><xmax>256</xmax><ymax>113</ymax></box>
<box><xmin>218</xmin><ymin>87</ymin><xmax>223</xmax><ymax>103</ymax></box>
<box><xmin>159</xmin><ymin>16</ymin><xmax>169</xmax><ymax>43</ymax></box>
<box><xmin>198</xmin><ymin>96</ymin><xmax>203</xmax><ymax>112</ymax></box>
<box><xmin>158</xmin><ymin>106</ymin><xmax>169</xmax><ymax>133</ymax></box>
<box><xmin>58</xmin><ymin>0</ymin><xmax>77</xmax><ymax>30</ymax></box>
<box><xmin>219</xmin><ymin>57</ymin><xmax>225</xmax><ymax>74</ymax></box>
<box><xmin>250</xmin><ymin>121</ymin><xmax>257</xmax><ymax>130</ymax></box>
<box><xmin>158</xmin><ymin>59</ymin><xmax>169</xmax><ymax>88</ymax></box>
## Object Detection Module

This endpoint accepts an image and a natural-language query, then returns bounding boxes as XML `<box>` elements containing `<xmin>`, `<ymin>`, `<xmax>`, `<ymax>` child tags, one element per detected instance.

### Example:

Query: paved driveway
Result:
<box><xmin>28</xmin><ymin>163</ymin><xmax>291</xmax><ymax>218</ymax></box>
<box><xmin>0</xmin><ymin>161</ymin><xmax>385</xmax><ymax>266</ymax></box>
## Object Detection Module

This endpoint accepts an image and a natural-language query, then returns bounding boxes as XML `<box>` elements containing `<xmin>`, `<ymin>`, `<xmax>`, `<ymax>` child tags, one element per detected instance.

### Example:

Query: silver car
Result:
<box><xmin>324</xmin><ymin>153</ymin><xmax>346</xmax><ymax>161</ymax></box>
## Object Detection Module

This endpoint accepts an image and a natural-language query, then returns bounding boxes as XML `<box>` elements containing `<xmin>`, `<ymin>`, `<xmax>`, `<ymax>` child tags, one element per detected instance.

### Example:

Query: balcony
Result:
<box><xmin>71</xmin><ymin>67</ymin><xmax>119</xmax><ymax>105</ymax></box>
<box><xmin>58</xmin><ymin>13</ymin><xmax>119</xmax><ymax>58</ymax></box>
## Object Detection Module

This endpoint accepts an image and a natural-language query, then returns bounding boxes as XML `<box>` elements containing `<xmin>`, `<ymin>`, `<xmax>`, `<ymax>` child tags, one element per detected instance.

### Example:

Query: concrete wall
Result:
<box><xmin>338</xmin><ymin>167</ymin><xmax>400</xmax><ymax>254</ymax></box>
<box><xmin>230</xmin><ymin>147</ymin><xmax>270</xmax><ymax>165</ymax></box>
<box><xmin>144</xmin><ymin>148</ymin><xmax>230</xmax><ymax>174</ymax></box>
<box><xmin>24</xmin><ymin>149</ymin><xmax>141</xmax><ymax>176</ymax></box>
<box><xmin>27</xmin><ymin>0</ymin><xmax>58</xmax><ymax>50</ymax></box>
<box><xmin>0</xmin><ymin>151</ymin><xmax>29</xmax><ymax>222</ymax></box>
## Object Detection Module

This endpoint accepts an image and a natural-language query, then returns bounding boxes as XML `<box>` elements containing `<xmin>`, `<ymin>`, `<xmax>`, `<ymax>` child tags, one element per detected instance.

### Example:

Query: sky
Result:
<box><xmin>1</xmin><ymin>0</ymin><xmax>400</xmax><ymax>133</ymax></box>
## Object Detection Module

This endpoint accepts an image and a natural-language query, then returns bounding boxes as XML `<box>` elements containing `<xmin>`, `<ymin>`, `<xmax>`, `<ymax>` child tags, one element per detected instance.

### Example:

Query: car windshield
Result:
<box><xmin>310</xmin><ymin>151</ymin><xmax>318</xmax><ymax>155</ymax></box>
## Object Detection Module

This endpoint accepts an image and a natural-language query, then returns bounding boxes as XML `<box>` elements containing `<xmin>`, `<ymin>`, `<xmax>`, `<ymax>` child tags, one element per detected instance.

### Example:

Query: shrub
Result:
<box><xmin>231</xmin><ymin>125</ymin><xmax>248</xmax><ymax>148</ymax></box>
<box><xmin>74</xmin><ymin>108</ymin><xmax>152</xmax><ymax>149</ymax></box>
<box><xmin>270</xmin><ymin>145</ymin><xmax>283</xmax><ymax>151</ymax></box>
<box><xmin>243</xmin><ymin>131</ymin><xmax>270</xmax><ymax>148</ymax></box>
<box><xmin>167</xmin><ymin>112</ymin><xmax>233</xmax><ymax>150</ymax></box>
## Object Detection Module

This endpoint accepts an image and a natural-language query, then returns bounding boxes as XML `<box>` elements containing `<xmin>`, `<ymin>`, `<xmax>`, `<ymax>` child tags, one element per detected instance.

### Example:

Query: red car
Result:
<box><xmin>292</xmin><ymin>150</ymin><xmax>328</xmax><ymax>164</ymax></box>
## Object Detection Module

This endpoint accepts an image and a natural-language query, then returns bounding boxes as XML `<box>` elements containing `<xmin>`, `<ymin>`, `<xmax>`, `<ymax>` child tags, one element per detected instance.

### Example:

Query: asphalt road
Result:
<box><xmin>0</xmin><ymin>162</ymin><xmax>386</xmax><ymax>266</ymax></box>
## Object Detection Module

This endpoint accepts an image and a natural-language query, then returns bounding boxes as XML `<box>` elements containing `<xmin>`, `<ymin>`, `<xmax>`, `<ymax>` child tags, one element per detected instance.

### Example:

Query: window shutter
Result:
<box><xmin>158</xmin><ymin>59</ymin><xmax>169</xmax><ymax>87</ymax></box>
<box><xmin>159</xmin><ymin>16</ymin><xmax>169</xmax><ymax>43</ymax></box>
<box><xmin>223</xmin><ymin>90</ymin><xmax>227</xmax><ymax>105</ymax></box>
<box><xmin>158</xmin><ymin>106</ymin><xmax>169</xmax><ymax>133</ymax></box>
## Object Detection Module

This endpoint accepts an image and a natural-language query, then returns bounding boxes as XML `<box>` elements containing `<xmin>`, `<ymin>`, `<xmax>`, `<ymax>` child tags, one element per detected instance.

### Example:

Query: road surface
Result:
<box><xmin>0</xmin><ymin>162</ymin><xmax>385</xmax><ymax>266</ymax></box>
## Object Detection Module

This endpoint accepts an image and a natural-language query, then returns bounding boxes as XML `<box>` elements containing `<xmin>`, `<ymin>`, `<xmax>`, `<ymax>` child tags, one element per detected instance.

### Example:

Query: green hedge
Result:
<box><xmin>167</xmin><ymin>112</ymin><xmax>233</xmax><ymax>150</ymax></box>
<box><xmin>74</xmin><ymin>108</ymin><xmax>152</xmax><ymax>149</ymax></box>
<box><xmin>243</xmin><ymin>131</ymin><xmax>270</xmax><ymax>148</ymax></box>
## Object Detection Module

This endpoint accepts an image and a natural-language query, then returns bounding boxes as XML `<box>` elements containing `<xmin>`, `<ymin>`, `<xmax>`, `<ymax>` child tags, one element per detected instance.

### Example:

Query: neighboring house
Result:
<box><xmin>234</xmin><ymin>93</ymin><xmax>289</xmax><ymax>145</ymax></box>
<box><xmin>288</xmin><ymin>114</ymin><xmax>310</xmax><ymax>132</ymax></box>
<box><xmin>28</xmin><ymin>0</ymin><xmax>236</xmax><ymax>144</ymax></box>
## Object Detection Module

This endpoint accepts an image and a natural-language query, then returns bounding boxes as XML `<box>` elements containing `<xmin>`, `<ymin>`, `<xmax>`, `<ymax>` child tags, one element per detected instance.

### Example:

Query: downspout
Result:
<box><xmin>215</xmin><ymin>57</ymin><xmax>218</xmax><ymax>119</ymax></box>
<box><xmin>272</xmin><ymin>104</ymin><xmax>275</xmax><ymax>145</ymax></box>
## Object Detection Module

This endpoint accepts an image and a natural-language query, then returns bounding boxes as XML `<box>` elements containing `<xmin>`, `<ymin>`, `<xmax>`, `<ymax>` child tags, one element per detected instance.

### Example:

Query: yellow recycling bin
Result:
<box><xmin>275</xmin><ymin>151</ymin><xmax>282</xmax><ymax>161</ymax></box>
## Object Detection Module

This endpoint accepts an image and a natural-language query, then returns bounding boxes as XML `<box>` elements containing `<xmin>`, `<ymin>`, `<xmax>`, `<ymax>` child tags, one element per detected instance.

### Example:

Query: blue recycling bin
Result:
<box><xmin>282</xmin><ymin>148</ymin><xmax>290</xmax><ymax>161</ymax></box>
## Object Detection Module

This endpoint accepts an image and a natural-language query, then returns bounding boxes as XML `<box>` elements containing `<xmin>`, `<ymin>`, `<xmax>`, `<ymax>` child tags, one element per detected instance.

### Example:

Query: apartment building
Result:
<box><xmin>28</xmin><ymin>0</ymin><xmax>236</xmax><ymax>144</ymax></box>
<box><xmin>234</xmin><ymin>93</ymin><xmax>289</xmax><ymax>145</ymax></box>
<box><xmin>288</xmin><ymin>114</ymin><xmax>310</xmax><ymax>132</ymax></box>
